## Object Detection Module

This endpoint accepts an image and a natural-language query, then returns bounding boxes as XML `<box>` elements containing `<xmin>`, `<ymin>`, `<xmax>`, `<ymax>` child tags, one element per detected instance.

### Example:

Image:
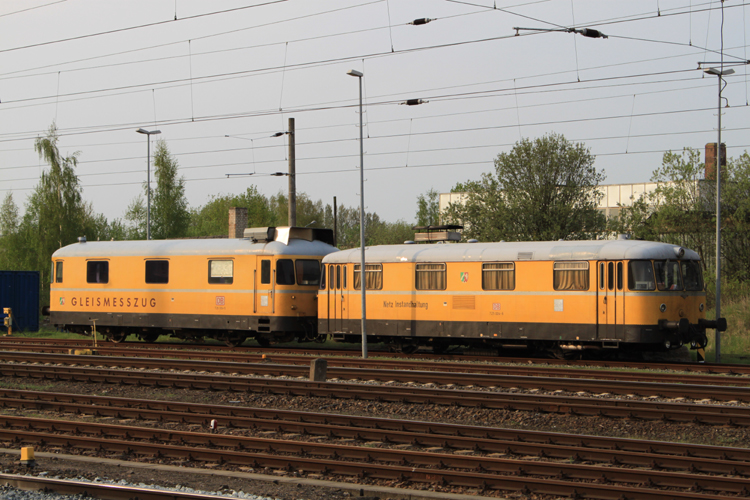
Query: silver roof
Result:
<box><xmin>323</xmin><ymin>240</ymin><xmax>700</xmax><ymax>264</ymax></box>
<box><xmin>52</xmin><ymin>238</ymin><xmax>338</xmax><ymax>259</ymax></box>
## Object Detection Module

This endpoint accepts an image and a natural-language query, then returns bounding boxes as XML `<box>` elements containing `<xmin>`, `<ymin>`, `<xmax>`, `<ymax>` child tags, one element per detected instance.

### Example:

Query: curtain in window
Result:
<box><xmin>482</xmin><ymin>263</ymin><xmax>514</xmax><ymax>290</ymax></box>
<box><xmin>553</xmin><ymin>262</ymin><xmax>589</xmax><ymax>291</ymax></box>
<box><xmin>354</xmin><ymin>264</ymin><xmax>383</xmax><ymax>290</ymax></box>
<box><xmin>416</xmin><ymin>263</ymin><xmax>446</xmax><ymax>290</ymax></box>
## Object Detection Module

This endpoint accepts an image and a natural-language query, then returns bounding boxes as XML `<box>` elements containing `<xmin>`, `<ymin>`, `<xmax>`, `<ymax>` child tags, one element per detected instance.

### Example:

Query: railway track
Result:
<box><xmin>2</xmin><ymin>361</ymin><xmax>750</xmax><ymax>425</ymax></box>
<box><xmin>2</xmin><ymin>394</ymin><xmax>750</xmax><ymax>499</ymax></box>
<box><xmin>0</xmin><ymin>473</ymin><xmax>236</xmax><ymax>500</ymax></box>
<box><xmin>1</xmin><ymin>345</ymin><xmax>749</xmax><ymax>388</ymax></box>
<box><xmin>1</xmin><ymin>336</ymin><xmax>748</xmax><ymax>375</ymax></box>
<box><xmin>3</xmin><ymin>351</ymin><xmax>750</xmax><ymax>401</ymax></box>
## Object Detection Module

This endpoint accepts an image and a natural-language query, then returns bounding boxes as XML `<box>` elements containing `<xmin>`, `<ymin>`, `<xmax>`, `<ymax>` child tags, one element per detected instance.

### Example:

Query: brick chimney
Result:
<box><xmin>228</xmin><ymin>207</ymin><xmax>248</xmax><ymax>239</ymax></box>
<box><xmin>705</xmin><ymin>142</ymin><xmax>726</xmax><ymax>180</ymax></box>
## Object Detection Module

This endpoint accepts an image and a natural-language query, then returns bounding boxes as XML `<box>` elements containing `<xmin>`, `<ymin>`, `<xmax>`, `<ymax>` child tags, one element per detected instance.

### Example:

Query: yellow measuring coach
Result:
<box><xmin>318</xmin><ymin>238</ymin><xmax>725</xmax><ymax>356</ymax></box>
<box><xmin>49</xmin><ymin>227</ymin><xmax>337</xmax><ymax>346</ymax></box>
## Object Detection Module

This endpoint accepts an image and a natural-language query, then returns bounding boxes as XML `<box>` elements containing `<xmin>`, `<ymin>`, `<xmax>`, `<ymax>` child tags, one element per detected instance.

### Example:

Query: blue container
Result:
<box><xmin>0</xmin><ymin>271</ymin><xmax>40</xmax><ymax>332</ymax></box>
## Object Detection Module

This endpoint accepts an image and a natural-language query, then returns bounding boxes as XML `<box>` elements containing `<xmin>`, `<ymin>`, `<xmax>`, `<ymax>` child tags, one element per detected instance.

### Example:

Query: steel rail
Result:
<box><xmin>2</xmin><ymin>344</ymin><xmax>748</xmax><ymax>387</ymax></box>
<box><xmin>3</xmin><ymin>351</ymin><xmax>750</xmax><ymax>401</ymax></box>
<box><xmin>2</xmin><ymin>363</ymin><xmax>750</xmax><ymax>426</ymax></box>
<box><xmin>3</xmin><ymin>392</ymin><xmax>750</xmax><ymax>474</ymax></box>
<box><xmin>1</xmin><ymin>416</ymin><xmax>747</xmax><ymax>499</ymax></box>
<box><xmin>2</xmin><ymin>336</ymin><xmax>750</xmax><ymax>375</ymax></box>
<box><xmin>0</xmin><ymin>473</ymin><xmax>236</xmax><ymax>500</ymax></box>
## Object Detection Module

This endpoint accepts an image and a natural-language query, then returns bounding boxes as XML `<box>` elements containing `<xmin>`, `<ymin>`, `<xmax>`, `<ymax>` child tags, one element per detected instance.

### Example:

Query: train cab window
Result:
<box><xmin>276</xmin><ymin>259</ymin><xmax>295</xmax><ymax>285</ymax></box>
<box><xmin>208</xmin><ymin>260</ymin><xmax>233</xmax><ymax>284</ymax></box>
<box><xmin>607</xmin><ymin>262</ymin><xmax>614</xmax><ymax>291</ymax></box>
<box><xmin>482</xmin><ymin>263</ymin><xmax>514</xmax><ymax>290</ymax></box>
<box><xmin>598</xmin><ymin>263</ymin><xmax>605</xmax><ymax>290</ymax></box>
<box><xmin>295</xmin><ymin>259</ymin><xmax>321</xmax><ymax>286</ymax></box>
<box><xmin>628</xmin><ymin>261</ymin><xmax>656</xmax><ymax>290</ymax></box>
<box><xmin>416</xmin><ymin>263</ymin><xmax>446</xmax><ymax>290</ymax></box>
<box><xmin>553</xmin><ymin>261</ymin><xmax>589</xmax><ymax>291</ymax></box>
<box><xmin>86</xmin><ymin>261</ymin><xmax>109</xmax><ymax>284</ymax></box>
<box><xmin>145</xmin><ymin>260</ymin><xmax>169</xmax><ymax>284</ymax></box>
<box><xmin>354</xmin><ymin>264</ymin><xmax>383</xmax><ymax>290</ymax></box>
<box><xmin>260</xmin><ymin>260</ymin><xmax>271</xmax><ymax>284</ymax></box>
<box><xmin>329</xmin><ymin>265</ymin><xmax>335</xmax><ymax>291</ymax></box>
<box><xmin>336</xmin><ymin>265</ymin><xmax>341</xmax><ymax>290</ymax></box>
<box><xmin>654</xmin><ymin>260</ymin><xmax>683</xmax><ymax>291</ymax></box>
<box><xmin>681</xmin><ymin>260</ymin><xmax>704</xmax><ymax>291</ymax></box>
<box><xmin>319</xmin><ymin>263</ymin><xmax>326</xmax><ymax>290</ymax></box>
<box><xmin>617</xmin><ymin>262</ymin><xmax>623</xmax><ymax>290</ymax></box>
<box><xmin>343</xmin><ymin>266</ymin><xmax>347</xmax><ymax>289</ymax></box>
<box><xmin>55</xmin><ymin>261</ymin><xmax>63</xmax><ymax>283</ymax></box>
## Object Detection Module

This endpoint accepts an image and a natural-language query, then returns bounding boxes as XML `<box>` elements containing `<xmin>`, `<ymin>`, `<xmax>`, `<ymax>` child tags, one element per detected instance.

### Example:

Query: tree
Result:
<box><xmin>444</xmin><ymin>133</ymin><xmax>606</xmax><ymax>241</ymax></box>
<box><xmin>416</xmin><ymin>188</ymin><xmax>440</xmax><ymax>226</ymax></box>
<box><xmin>188</xmin><ymin>187</ymin><xmax>278</xmax><ymax>237</ymax></box>
<box><xmin>150</xmin><ymin>139</ymin><xmax>190</xmax><ymax>239</ymax></box>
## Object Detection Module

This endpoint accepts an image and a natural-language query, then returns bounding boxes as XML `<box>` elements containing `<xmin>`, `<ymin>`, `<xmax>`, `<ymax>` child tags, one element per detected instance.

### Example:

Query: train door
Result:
<box><xmin>331</xmin><ymin>265</ymin><xmax>349</xmax><ymax>332</ymax></box>
<box><xmin>256</xmin><ymin>258</ymin><xmax>274</xmax><ymax>315</ymax></box>
<box><xmin>597</xmin><ymin>261</ymin><xmax>624</xmax><ymax>339</ymax></box>
<box><xmin>327</xmin><ymin>265</ymin><xmax>336</xmax><ymax>331</ymax></box>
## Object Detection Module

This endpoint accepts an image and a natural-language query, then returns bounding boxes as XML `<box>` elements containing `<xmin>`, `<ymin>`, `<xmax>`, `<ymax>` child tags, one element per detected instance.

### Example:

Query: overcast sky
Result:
<box><xmin>1</xmin><ymin>0</ymin><xmax>749</xmax><ymax>227</ymax></box>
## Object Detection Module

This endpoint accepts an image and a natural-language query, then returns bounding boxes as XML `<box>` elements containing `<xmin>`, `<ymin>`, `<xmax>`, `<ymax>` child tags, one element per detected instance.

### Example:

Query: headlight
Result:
<box><xmin>660</xmin><ymin>303</ymin><xmax>667</xmax><ymax>313</ymax></box>
<box><xmin>699</xmin><ymin>303</ymin><xmax>705</xmax><ymax>312</ymax></box>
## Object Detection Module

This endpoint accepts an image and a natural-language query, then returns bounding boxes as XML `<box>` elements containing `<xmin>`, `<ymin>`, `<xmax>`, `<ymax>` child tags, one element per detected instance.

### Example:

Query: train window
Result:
<box><xmin>354</xmin><ymin>264</ymin><xmax>383</xmax><ymax>290</ymax></box>
<box><xmin>482</xmin><ymin>263</ymin><xmax>514</xmax><ymax>290</ymax></box>
<box><xmin>654</xmin><ymin>260</ymin><xmax>683</xmax><ymax>291</ymax></box>
<box><xmin>553</xmin><ymin>261</ymin><xmax>589</xmax><ymax>291</ymax></box>
<box><xmin>336</xmin><ymin>265</ymin><xmax>341</xmax><ymax>290</ymax></box>
<box><xmin>617</xmin><ymin>262</ymin><xmax>623</xmax><ymax>290</ymax></box>
<box><xmin>319</xmin><ymin>263</ymin><xmax>326</xmax><ymax>290</ymax></box>
<box><xmin>416</xmin><ymin>263</ymin><xmax>446</xmax><ymax>290</ymax></box>
<box><xmin>55</xmin><ymin>261</ymin><xmax>63</xmax><ymax>283</ymax></box>
<box><xmin>598</xmin><ymin>263</ymin><xmax>605</xmax><ymax>290</ymax></box>
<box><xmin>208</xmin><ymin>260</ymin><xmax>233</xmax><ymax>284</ymax></box>
<box><xmin>681</xmin><ymin>260</ymin><xmax>703</xmax><ymax>291</ymax></box>
<box><xmin>329</xmin><ymin>265</ymin><xmax>334</xmax><ymax>291</ymax></box>
<box><xmin>607</xmin><ymin>262</ymin><xmax>614</xmax><ymax>291</ymax></box>
<box><xmin>261</xmin><ymin>260</ymin><xmax>271</xmax><ymax>284</ymax></box>
<box><xmin>86</xmin><ymin>261</ymin><xmax>109</xmax><ymax>284</ymax></box>
<box><xmin>146</xmin><ymin>260</ymin><xmax>169</xmax><ymax>284</ymax></box>
<box><xmin>628</xmin><ymin>261</ymin><xmax>656</xmax><ymax>290</ymax></box>
<box><xmin>296</xmin><ymin>259</ymin><xmax>321</xmax><ymax>286</ymax></box>
<box><xmin>343</xmin><ymin>266</ymin><xmax>347</xmax><ymax>289</ymax></box>
<box><xmin>276</xmin><ymin>259</ymin><xmax>295</xmax><ymax>285</ymax></box>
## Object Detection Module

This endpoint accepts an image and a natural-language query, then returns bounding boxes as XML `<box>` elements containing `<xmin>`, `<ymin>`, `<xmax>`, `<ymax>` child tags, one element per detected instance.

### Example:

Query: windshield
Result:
<box><xmin>653</xmin><ymin>260</ymin><xmax>683</xmax><ymax>291</ymax></box>
<box><xmin>628</xmin><ymin>261</ymin><xmax>656</xmax><ymax>290</ymax></box>
<box><xmin>681</xmin><ymin>260</ymin><xmax>704</xmax><ymax>291</ymax></box>
<box><xmin>295</xmin><ymin>259</ymin><xmax>321</xmax><ymax>286</ymax></box>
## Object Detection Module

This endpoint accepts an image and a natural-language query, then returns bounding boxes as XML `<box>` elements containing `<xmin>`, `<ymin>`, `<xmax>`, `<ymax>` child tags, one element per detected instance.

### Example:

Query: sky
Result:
<box><xmin>1</xmin><ymin>0</ymin><xmax>749</xmax><ymax>228</ymax></box>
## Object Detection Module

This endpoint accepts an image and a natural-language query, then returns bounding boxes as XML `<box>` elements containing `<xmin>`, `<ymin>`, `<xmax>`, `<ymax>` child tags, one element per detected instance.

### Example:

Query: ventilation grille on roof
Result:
<box><xmin>517</xmin><ymin>252</ymin><xmax>533</xmax><ymax>260</ymax></box>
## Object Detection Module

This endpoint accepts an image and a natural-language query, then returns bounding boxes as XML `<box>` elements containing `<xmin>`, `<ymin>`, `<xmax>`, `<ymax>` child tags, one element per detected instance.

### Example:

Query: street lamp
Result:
<box><xmin>136</xmin><ymin>128</ymin><xmax>161</xmax><ymax>240</ymax></box>
<box><xmin>704</xmin><ymin>66</ymin><xmax>734</xmax><ymax>363</ymax></box>
<box><xmin>347</xmin><ymin>68</ymin><xmax>367</xmax><ymax>359</ymax></box>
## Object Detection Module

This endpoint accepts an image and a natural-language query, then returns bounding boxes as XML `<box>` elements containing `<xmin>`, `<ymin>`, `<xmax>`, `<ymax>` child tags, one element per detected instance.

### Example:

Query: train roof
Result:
<box><xmin>323</xmin><ymin>239</ymin><xmax>700</xmax><ymax>264</ymax></box>
<box><xmin>52</xmin><ymin>237</ymin><xmax>338</xmax><ymax>259</ymax></box>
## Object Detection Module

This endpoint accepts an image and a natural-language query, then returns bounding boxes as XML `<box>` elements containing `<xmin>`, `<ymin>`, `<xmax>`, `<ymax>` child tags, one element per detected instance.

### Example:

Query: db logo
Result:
<box><xmin>215</xmin><ymin>296</ymin><xmax>225</xmax><ymax>306</ymax></box>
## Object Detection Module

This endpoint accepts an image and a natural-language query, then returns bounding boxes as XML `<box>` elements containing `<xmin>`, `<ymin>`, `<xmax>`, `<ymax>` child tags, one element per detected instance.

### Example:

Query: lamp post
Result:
<box><xmin>704</xmin><ymin>66</ymin><xmax>734</xmax><ymax>364</ymax></box>
<box><xmin>347</xmin><ymin>68</ymin><xmax>367</xmax><ymax>359</ymax></box>
<box><xmin>136</xmin><ymin>128</ymin><xmax>161</xmax><ymax>240</ymax></box>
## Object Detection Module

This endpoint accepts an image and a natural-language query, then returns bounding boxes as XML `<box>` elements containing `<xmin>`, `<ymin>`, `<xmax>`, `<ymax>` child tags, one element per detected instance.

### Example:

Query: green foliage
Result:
<box><xmin>188</xmin><ymin>187</ymin><xmax>277</xmax><ymax>237</ymax></box>
<box><xmin>416</xmin><ymin>188</ymin><xmax>440</xmax><ymax>226</ymax></box>
<box><xmin>151</xmin><ymin>139</ymin><xmax>190</xmax><ymax>239</ymax></box>
<box><xmin>444</xmin><ymin>133</ymin><xmax>606</xmax><ymax>241</ymax></box>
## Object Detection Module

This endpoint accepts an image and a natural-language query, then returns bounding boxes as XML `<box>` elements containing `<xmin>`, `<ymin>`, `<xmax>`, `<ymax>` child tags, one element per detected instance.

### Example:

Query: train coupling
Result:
<box><xmin>698</xmin><ymin>317</ymin><xmax>728</xmax><ymax>332</ymax></box>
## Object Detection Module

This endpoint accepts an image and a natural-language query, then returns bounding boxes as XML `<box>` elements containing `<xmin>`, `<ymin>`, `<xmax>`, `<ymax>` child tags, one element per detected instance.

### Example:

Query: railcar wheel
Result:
<box><xmin>256</xmin><ymin>337</ymin><xmax>271</xmax><ymax>348</ymax></box>
<box><xmin>141</xmin><ymin>333</ymin><xmax>160</xmax><ymax>343</ymax></box>
<box><xmin>224</xmin><ymin>336</ymin><xmax>244</xmax><ymax>347</ymax></box>
<box><xmin>400</xmin><ymin>344</ymin><xmax>419</xmax><ymax>354</ymax></box>
<box><xmin>110</xmin><ymin>332</ymin><xmax>127</xmax><ymax>343</ymax></box>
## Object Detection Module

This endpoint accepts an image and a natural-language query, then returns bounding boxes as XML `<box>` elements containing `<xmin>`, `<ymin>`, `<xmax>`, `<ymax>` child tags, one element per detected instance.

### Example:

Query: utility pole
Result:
<box><xmin>288</xmin><ymin>117</ymin><xmax>296</xmax><ymax>227</ymax></box>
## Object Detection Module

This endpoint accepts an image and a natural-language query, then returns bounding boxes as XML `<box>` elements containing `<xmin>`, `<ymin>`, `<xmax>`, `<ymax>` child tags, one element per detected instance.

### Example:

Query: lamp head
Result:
<box><xmin>347</xmin><ymin>69</ymin><xmax>363</xmax><ymax>78</ymax></box>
